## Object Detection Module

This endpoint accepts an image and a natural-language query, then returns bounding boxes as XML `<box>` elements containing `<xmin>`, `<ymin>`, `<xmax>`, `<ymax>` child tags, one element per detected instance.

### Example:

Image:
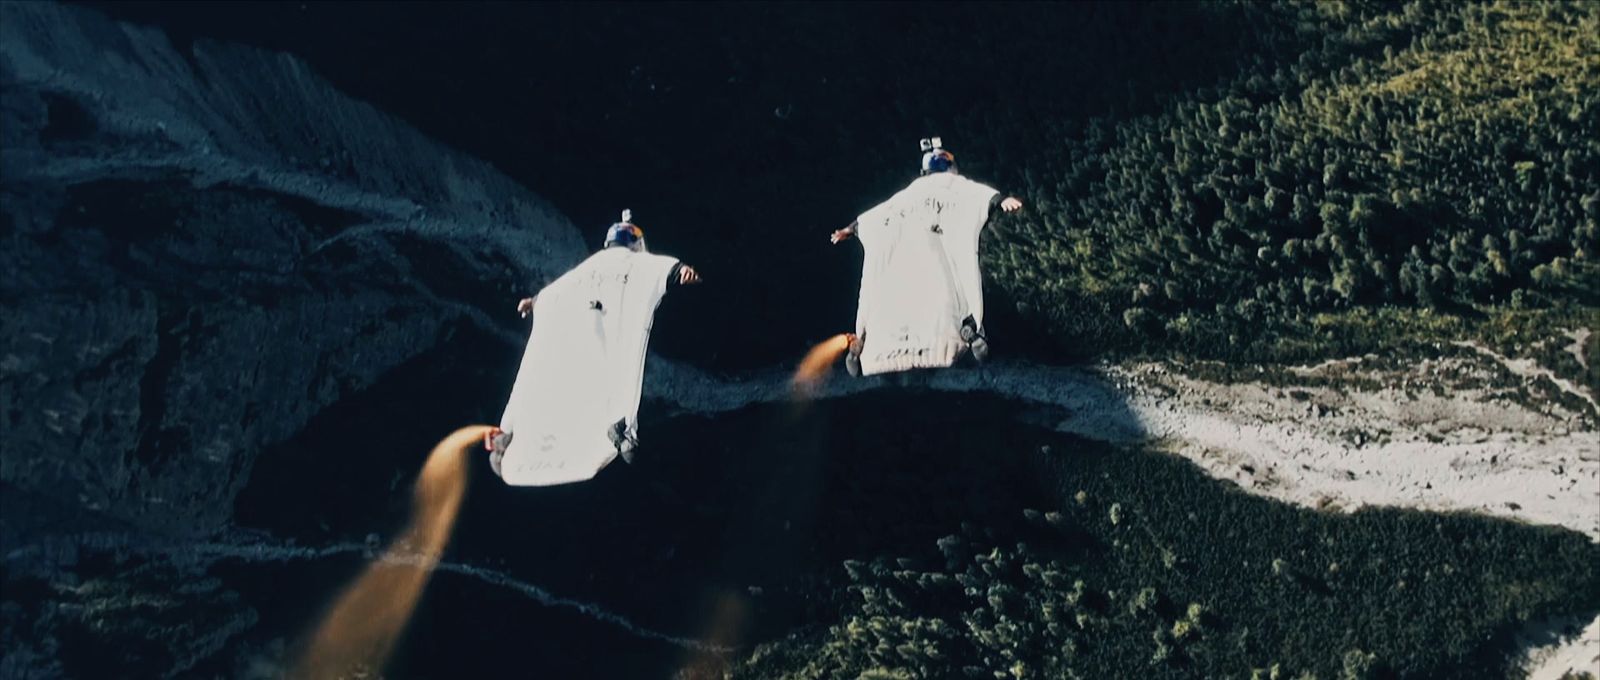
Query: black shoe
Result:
<box><xmin>609</xmin><ymin>418</ymin><xmax>638</xmax><ymax>463</ymax></box>
<box><xmin>845</xmin><ymin>333</ymin><xmax>864</xmax><ymax>377</ymax></box>
<box><xmin>969</xmin><ymin>336</ymin><xmax>990</xmax><ymax>363</ymax></box>
<box><xmin>959</xmin><ymin>316</ymin><xmax>990</xmax><ymax>363</ymax></box>
<box><xmin>488</xmin><ymin>430</ymin><xmax>512</xmax><ymax>477</ymax></box>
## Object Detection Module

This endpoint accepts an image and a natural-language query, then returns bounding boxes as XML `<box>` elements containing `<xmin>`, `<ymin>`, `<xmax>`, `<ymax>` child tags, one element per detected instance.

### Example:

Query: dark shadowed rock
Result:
<box><xmin>0</xmin><ymin>1</ymin><xmax>585</xmax><ymax>541</ymax></box>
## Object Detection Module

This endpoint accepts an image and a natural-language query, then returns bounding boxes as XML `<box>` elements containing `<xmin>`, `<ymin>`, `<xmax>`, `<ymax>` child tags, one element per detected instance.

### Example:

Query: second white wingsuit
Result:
<box><xmin>486</xmin><ymin>211</ymin><xmax>699</xmax><ymax>486</ymax></box>
<box><xmin>831</xmin><ymin>138</ymin><xmax>1025</xmax><ymax>377</ymax></box>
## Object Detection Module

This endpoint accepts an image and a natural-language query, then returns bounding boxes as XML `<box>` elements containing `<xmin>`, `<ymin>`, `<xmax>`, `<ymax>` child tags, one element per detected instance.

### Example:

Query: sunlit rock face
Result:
<box><xmin>0</xmin><ymin>1</ymin><xmax>586</xmax><ymax>540</ymax></box>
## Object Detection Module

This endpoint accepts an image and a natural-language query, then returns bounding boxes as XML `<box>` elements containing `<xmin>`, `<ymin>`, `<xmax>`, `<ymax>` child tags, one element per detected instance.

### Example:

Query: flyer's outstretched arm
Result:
<box><xmin>830</xmin><ymin>221</ymin><xmax>858</xmax><ymax>245</ymax></box>
<box><xmin>834</xmin><ymin>193</ymin><xmax>1019</xmax><ymax>245</ymax></box>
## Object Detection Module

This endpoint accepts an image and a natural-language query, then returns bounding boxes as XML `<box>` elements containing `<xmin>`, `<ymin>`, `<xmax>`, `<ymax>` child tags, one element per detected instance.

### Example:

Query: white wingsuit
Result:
<box><xmin>851</xmin><ymin>171</ymin><xmax>1000</xmax><ymax>376</ymax></box>
<box><xmin>494</xmin><ymin>245</ymin><xmax>682</xmax><ymax>486</ymax></box>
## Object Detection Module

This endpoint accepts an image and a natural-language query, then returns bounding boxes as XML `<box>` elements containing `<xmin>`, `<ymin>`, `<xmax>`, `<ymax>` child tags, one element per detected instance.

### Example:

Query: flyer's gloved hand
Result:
<box><xmin>516</xmin><ymin>297</ymin><xmax>536</xmax><ymax>317</ymax></box>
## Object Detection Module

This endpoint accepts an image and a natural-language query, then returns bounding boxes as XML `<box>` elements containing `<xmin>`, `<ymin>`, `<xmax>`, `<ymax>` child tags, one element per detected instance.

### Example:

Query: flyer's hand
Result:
<box><xmin>678</xmin><ymin>265</ymin><xmax>701</xmax><ymax>285</ymax></box>
<box><xmin>831</xmin><ymin>228</ymin><xmax>855</xmax><ymax>245</ymax></box>
<box><xmin>1000</xmin><ymin>196</ymin><xmax>1023</xmax><ymax>213</ymax></box>
<box><xmin>517</xmin><ymin>297</ymin><xmax>536</xmax><ymax>317</ymax></box>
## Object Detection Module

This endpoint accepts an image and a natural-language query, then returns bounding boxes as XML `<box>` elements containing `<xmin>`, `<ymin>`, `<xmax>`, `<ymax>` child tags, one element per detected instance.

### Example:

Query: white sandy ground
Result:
<box><xmin>1118</xmin><ymin>359</ymin><xmax>1598</xmax><ymax>680</ymax></box>
<box><xmin>644</xmin><ymin>339</ymin><xmax>1599</xmax><ymax>678</ymax></box>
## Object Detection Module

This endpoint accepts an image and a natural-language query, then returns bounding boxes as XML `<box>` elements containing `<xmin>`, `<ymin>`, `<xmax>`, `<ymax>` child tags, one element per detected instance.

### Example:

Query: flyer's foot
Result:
<box><xmin>959</xmin><ymin>316</ymin><xmax>990</xmax><ymax>364</ymax></box>
<box><xmin>609</xmin><ymin>419</ymin><xmax>639</xmax><ymax>463</ymax></box>
<box><xmin>969</xmin><ymin>336</ymin><xmax>990</xmax><ymax>363</ymax></box>
<box><xmin>485</xmin><ymin>428</ymin><xmax>511</xmax><ymax>477</ymax></box>
<box><xmin>845</xmin><ymin>333</ymin><xmax>864</xmax><ymax>377</ymax></box>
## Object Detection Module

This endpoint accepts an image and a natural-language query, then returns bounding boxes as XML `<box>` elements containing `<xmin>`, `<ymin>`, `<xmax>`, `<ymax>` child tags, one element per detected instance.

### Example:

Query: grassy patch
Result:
<box><xmin>983</xmin><ymin>0</ymin><xmax>1600</xmax><ymax>370</ymax></box>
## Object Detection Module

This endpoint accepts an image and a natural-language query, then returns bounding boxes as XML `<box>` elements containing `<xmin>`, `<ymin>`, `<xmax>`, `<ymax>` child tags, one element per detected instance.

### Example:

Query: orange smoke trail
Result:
<box><xmin>791</xmin><ymin>333</ymin><xmax>851</xmax><ymax>398</ymax></box>
<box><xmin>293</xmin><ymin>424</ymin><xmax>491</xmax><ymax>679</ymax></box>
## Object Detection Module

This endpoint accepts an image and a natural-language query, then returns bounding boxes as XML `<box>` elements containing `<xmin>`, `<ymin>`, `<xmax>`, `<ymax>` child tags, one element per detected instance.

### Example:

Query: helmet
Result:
<box><xmin>603</xmin><ymin>209</ymin><xmax>646</xmax><ymax>252</ymax></box>
<box><xmin>920</xmin><ymin>137</ymin><xmax>956</xmax><ymax>174</ymax></box>
<box><xmin>921</xmin><ymin>149</ymin><xmax>956</xmax><ymax>174</ymax></box>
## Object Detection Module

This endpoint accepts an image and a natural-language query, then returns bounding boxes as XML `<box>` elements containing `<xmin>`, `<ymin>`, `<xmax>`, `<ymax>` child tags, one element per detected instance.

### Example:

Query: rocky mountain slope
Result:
<box><xmin>1</xmin><ymin>1</ymin><xmax>584</xmax><ymax>541</ymax></box>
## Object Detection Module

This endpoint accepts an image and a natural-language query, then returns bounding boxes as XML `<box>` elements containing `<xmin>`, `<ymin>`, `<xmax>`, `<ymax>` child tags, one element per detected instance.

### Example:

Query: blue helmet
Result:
<box><xmin>920</xmin><ymin>137</ymin><xmax>956</xmax><ymax>174</ymax></box>
<box><xmin>922</xmin><ymin>149</ymin><xmax>956</xmax><ymax>174</ymax></box>
<box><xmin>603</xmin><ymin>209</ymin><xmax>646</xmax><ymax>251</ymax></box>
